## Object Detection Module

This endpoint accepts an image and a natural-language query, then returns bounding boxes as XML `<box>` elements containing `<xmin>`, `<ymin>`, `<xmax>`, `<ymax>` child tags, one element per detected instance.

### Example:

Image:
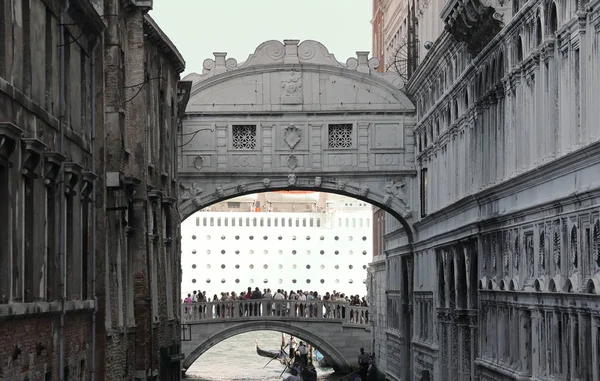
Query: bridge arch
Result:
<box><xmin>179</xmin><ymin>176</ymin><xmax>416</xmax><ymax>243</ymax></box>
<box><xmin>181</xmin><ymin>320</ymin><xmax>353</xmax><ymax>373</ymax></box>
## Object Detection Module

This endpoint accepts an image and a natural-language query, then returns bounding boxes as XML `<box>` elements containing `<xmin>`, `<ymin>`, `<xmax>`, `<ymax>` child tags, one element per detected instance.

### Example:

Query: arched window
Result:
<box><xmin>549</xmin><ymin>3</ymin><xmax>558</xmax><ymax>33</ymax></box>
<box><xmin>535</xmin><ymin>17</ymin><xmax>543</xmax><ymax>46</ymax></box>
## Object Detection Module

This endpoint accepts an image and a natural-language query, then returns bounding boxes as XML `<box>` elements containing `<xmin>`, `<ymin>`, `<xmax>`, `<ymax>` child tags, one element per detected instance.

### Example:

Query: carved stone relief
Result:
<box><xmin>262</xmin><ymin>178</ymin><xmax>271</xmax><ymax>188</ymax></box>
<box><xmin>237</xmin><ymin>183</ymin><xmax>247</xmax><ymax>193</ymax></box>
<box><xmin>193</xmin><ymin>155</ymin><xmax>204</xmax><ymax>170</ymax></box>
<box><xmin>283</xmin><ymin>124</ymin><xmax>301</xmax><ymax>149</ymax></box>
<box><xmin>215</xmin><ymin>186</ymin><xmax>225</xmax><ymax>198</ymax></box>
<box><xmin>180</xmin><ymin>183</ymin><xmax>203</xmax><ymax>201</ymax></box>
<box><xmin>288</xmin><ymin>173</ymin><xmax>296</xmax><ymax>186</ymax></box>
<box><xmin>281</xmin><ymin>71</ymin><xmax>302</xmax><ymax>104</ymax></box>
<box><xmin>314</xmin><ymin>177</ymin><xmax>322</xmax><ymax>187</ymax></box>
<box><xmin>287</xmin><ymin>154</ymin><xmax>298</xmax><ymax>170</ymax></box>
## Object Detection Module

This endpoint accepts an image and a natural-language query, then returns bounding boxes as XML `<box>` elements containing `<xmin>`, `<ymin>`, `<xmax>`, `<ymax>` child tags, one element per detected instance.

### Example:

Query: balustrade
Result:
<box><xmin>181</xmin><ymin>300</ymin><xmax>369</xmax><ymax>326</ymax></box>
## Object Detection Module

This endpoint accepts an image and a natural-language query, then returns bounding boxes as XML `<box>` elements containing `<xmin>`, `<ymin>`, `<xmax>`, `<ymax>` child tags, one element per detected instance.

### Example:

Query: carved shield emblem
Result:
<box><xmin>287</xmin><ymin>154</ymin><xmax>298</xmax><ymax>170</ymax></box>
<box><xmin>284</xmin><ymin>124</ymin><xmax>301</xmax><ymax>149</ymax></box>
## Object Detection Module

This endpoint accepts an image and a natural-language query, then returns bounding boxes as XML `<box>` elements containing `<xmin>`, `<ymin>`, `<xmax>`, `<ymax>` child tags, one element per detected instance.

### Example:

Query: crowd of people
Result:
<box><xmin>182</xmin><ymin>287</ymin><xmax>369</xmax><ymax>323</ymax></box>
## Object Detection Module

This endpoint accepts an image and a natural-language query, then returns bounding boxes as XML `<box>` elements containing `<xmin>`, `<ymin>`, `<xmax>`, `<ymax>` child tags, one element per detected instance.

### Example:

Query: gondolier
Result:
<box><xmin>298</xmin><ymin>342</ymin><xmax>308</xmax><ymax>366</ymax></box>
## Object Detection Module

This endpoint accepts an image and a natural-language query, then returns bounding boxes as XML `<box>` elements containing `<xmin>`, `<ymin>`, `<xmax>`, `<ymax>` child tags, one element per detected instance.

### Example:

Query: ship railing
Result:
<box><xmin>181</xmin><ymin>300</ymin><xmax>369</xmax><ymax>325</ymax></box>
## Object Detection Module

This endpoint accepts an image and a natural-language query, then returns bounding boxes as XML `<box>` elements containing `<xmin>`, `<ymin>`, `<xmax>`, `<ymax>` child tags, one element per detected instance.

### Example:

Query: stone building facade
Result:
<box><xmin>0</xmin><ymin>0</ymin><xmax>189</xmax><ymax>380</ymax></box>
<box><xmin>373</xmin><ymin>0</ymin><xmax>600</xmax><ymax>380</ymax></box>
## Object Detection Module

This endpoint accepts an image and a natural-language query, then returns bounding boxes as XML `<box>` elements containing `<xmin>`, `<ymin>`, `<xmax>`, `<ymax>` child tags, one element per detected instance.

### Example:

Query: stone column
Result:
<box><xmin>262</xmin><ymin>123</ymin><xmax>273</xmax><ymax>170</ymax></box>
<box><xmin>310</xmin><ymin>123</ymin><xmax>323</xmax><ymax>169</ymax></box>
<box><xmin>357</xmin><ymin>121</ymin><xmax>369</xmax><ymax>169</ymax></box>
<box><xmin>216</xmin><ymin>122</ymin><xmax>228</xmax><ymax>170</ymax></box>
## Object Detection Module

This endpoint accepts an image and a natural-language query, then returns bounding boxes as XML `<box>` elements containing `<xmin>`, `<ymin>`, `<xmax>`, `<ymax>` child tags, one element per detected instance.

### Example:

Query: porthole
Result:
<box><xmin>335</xmin><ymin>279</ymin><xmax>339</xmax><ymax>284</ymax></box>
<box><xmin>263</xmin><ymin>236</ymin><xmax>268</xmax><ymax>240</ymax></box>
<box><xmin>292</xmin><ymin>279</ymin><xmax>297</xmax><ymax>284</ymax></box>
<box><xmin>221</xmin><ymin>235</ymin><xmax>226</xmax><ymax>240</ymax></box>
<box><xmin>192</xmin><ymin>250</ymin><xmax>197</xmax><ymax>254</ymax></box>
<box><xmin>292</xmin><ymin>236</ymin><xmax>297</xmax><ymax>240</ymax></box>
<box><xmin>221</xmin><ymin>279</ymin><xmax>226</xmax><ymax>283</ymax></box>
<box><xmin>192</xmin><ymin>264</ymin><xmax>197</xmax><ymax>269</ymax></box>
<box><xmin>263</xmin><ymin>279</ymin><xmax>268</xmax><ymax>284</ymax></box>
<box><xmin>250</xmin><ymin>279</ymin><xmax>254</xmax><ymax>284</ymax></box>
<box><xmin>306</xmin><ymin>279</ymin><xmax>311</xmax><ymax>284</ymax></box>
<box><xmin>320</xmin><ymin>279</ymin><xmax>325</xmax><ymax>284</ymax></box>
<box><xmin>192</xmin><ymin>279</ymin><xmax>197</xmax><ymax>283</ymax></box>
<box><xmin>249</xmin><ymin>264</ymin><xmax>254</xmax><ymax>269</ymax></box>
<box><xmin>362</xmin><ymin>236</ymin><xmax>367</xmax><ymax>241</ymax></box>
<box><xmin>192</xmin><ymin>235</ymin><xmax>197</xmax><ymax>240</ymax></box>
<box><xmin>221</xmin><ymin>250</ymin><xmax>226</xmax><ymax>254</ymax></box>
<box><xmin>320</xmin><ymin>236</ymin><xmax>324</xmax><ymax>240</ymax></box>
<box><xmin>278</xmin><ymin>279</ymin><xmax>283</xmax><ymax>284</ymax></box>
<box><xmin>206</xmin><ymin>235</ymin><xmax>211</xmax><ymax>240</ymax></box>
<box><xmin>292</xmin><ymin>250</ymin><xmax>297</xmax><ymax>255</ymax></box>
<box><xmin>349</xmin><ymin>279</ymin><xmax>354</xmax><ymax>284</ymax></box>
<box><xmin>278</xmin><ymin>264</ymin><xmax>283</xmax><ymax>269</ymax></box>
<box><xmin>206</xmin><ymin>279</ymin><xmax>211</xmax><ymax>283</ymax></box>
<box><xmin>278</xmin><ymin>236</ymin><xmax>283</xmax><ymax>240</ymax></box>
<box><xmin>334</xmin><ymin>236</ymin><xmax>339</xmax><ymax>241</ymax></box>
<box><xmin>235</xmin><ymin>279</ymin><xmax>240</xmax><ymax>283</ymax></box>
<box><xmin>235</xmin><ymin>235</ymin><xmax>240</xmax><ymax>240</ymax></box>
<box><xmin>235</xmin><ymin>250</ymin><xmax>240</xmax><ymax>255</ymax></box>
<box><xmin>206</xmin><ymin>264</ymin><xmax>211</xmax><ymax>269</ymax></box>
<box><xmin>206</xmin><ymin>250</ymin><xmax>211</xmax><ymax>255</ymax></box>
<box><xmin>306</xmin><ymin>236</ymin><xmax>310</xmax><ymax>240</ymax></box>
<box><xmin>335</xmin><ymin>265</ymin><xmax>339</xmax><ymax>269</ymax></box>
<box><xmin>221</xmin><ymin>264</ymin><xmax>226</xmax><ymax>269</ymax></box>
<box><xmin>235</xmin><ymin>264</ymin><xmax>240</xmax><ymax>269</ymax></box>
<box><xmin>249</xmin><ymin>235</ymin><xmax>254</xmax><ymax>240</ymax></box>
<box><xmin>362</xmin><ymin>265</ymin><xmax>367</xmax><ymax>269</ymax></box>
<box><xmin>320</xmin><ymin>265</ymin><xmax>325</xmax><ymax>269</ymax></box>
<box><xmin>349</xmin><ymin>265</ymin><xmax>353</xmax><ymax>269</ymax></box>
<box><xmin>334</xmin><ymin>250</ymin><xmax>339</xmax><ymax>255</ymax></box>
<box><xmin>292</xmin><ymin>264</ymin><xmax>297</xmax><ymax>269</ymax></box>
<box><xmin>349</xmin><ymin>236</ymin><xmax>353</xmax><ymax>241</ymax></box>
<box><xmin>320</xmin><ymin>250</ymin><xmax>325</xmax><ymax>255</ymax></box>
<box><xmin>263</xmin><ymin>264</ymin><xmax>268</xmax><ymax>269</ymax></box>
<box><xmin>306</xmin><ymin>265</ymin><xmax>311</xmax><ymax>269</ymax></box>
<box><xmin>362</xmin><ymin>250</ymin><xmax>367</xmax><ymax>255</ymax></box>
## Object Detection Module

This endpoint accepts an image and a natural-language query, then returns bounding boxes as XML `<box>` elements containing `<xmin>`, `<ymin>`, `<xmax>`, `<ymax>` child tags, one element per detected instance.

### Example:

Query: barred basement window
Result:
<box><xmin>232</xmin><ymin>125</ymin><xmax>257</xmax><ymax>149</ymax></box>
<box><xmin>328</xmin><ymin>124</ymin><xmax>353</xmax><ymax>148</ymax></box>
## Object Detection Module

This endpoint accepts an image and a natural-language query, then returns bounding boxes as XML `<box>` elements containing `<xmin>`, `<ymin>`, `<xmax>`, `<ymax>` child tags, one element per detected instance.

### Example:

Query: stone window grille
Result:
<box><xmin>231</xmin><ymin>125</ymin><xmax>257</xmax><ymax>149</ymax></box>
<box><xmin>328</xmin><ymin>124</ymin><xmax>353</xmax><ymax>148</ymax></box>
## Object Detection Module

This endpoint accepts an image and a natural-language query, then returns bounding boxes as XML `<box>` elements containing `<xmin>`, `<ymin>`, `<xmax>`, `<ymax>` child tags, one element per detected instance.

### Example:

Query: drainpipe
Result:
<box><xmin>58</xmin><ymin>1</ymin><xmax>71</xmax><ymax>380</ymax></box>
<box><xmin>89</xmin><ymin>37</ymin><xmax>100</xmax><ymax>381</ymax></box>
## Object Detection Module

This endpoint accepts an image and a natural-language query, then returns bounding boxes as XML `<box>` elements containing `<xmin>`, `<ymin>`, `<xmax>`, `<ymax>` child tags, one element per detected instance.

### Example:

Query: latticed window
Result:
<box><xmin>232</xmin><ymin>125</ymin><xmax>256</xmax><ymax>149</ymax></box>
<box><xmin>328</xmin><ymin>124</ymin><xmax>353</xmax><ymax>148</ymax></box>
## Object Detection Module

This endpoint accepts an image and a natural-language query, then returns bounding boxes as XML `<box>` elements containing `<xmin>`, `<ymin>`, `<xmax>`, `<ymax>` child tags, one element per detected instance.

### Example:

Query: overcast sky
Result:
<box><xmin>150</xmin><ymin>0</ymin><xmax>372</xmax><ymax>76</ymax></box>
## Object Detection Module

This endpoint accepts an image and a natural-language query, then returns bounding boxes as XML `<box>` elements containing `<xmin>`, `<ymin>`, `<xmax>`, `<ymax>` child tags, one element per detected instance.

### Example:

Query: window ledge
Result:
<box><xmin>0</xmin><ymin>300</ymin><xmax>95</xmax><ymax>319</ymax></box>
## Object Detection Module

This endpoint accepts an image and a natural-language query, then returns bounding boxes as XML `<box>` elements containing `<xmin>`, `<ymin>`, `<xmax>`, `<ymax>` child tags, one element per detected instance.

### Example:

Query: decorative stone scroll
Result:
<box><xmin>80</xmin><ymin>172</ymin><xmax>97</xmax><ymax>200</ymax></box>
<box><xmin>63</xmin><ymin>162</ymin><xmax>83</xmax><ymax>196</ymax></box>
<box><xmin>0</xmin><ymin>122</ymin><xmax>23</xmax><ymax>163</ymax></box>
<box><xmin>44</xmin><ymin>152</ymin><xmax>67</xmax><ymax>186</ymax></box>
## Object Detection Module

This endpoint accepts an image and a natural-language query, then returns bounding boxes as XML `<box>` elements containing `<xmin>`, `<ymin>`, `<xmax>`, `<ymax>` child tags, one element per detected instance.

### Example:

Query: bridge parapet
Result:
<box><xmin>181</xmin><ymin>300</ymin><xmax>369</xmax><ymax>326</ymax></box>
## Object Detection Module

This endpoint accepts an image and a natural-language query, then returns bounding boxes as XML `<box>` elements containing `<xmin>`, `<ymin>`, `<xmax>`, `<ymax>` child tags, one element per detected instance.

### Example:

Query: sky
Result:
<box><xmin>150</xmin><ymin>0</ymin><xmax>373</xmax><ymax>77</ymax></box>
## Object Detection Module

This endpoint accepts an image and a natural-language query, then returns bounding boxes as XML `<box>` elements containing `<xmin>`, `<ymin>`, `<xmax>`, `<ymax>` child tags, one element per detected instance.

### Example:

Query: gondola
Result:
<box><xmin>255</xmin><ymin>341</ymin><xmax>288</xmax><ymax>365</ymax></box>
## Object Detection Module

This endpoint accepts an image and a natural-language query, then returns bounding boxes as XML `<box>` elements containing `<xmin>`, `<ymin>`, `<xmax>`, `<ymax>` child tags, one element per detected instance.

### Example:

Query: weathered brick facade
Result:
<box><xmin>1</xmin><ymin>0</ymin><xmax>189</xmax><ymax>380</ymax></box>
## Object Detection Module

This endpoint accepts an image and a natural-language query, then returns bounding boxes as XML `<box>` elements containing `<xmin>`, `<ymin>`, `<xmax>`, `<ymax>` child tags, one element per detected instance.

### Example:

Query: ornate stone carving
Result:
<box><xmin>383</xmin><ymin>195</ymin><xmax>393</xmax><ymax>206</ymax></box>
<box><xmin>336</xmin><ymin>180</ymin><xmax>346</xmax><ymax>191</ymax></box>
<box><xmin>192</xmin><ymin>196</ymin><xmax>203</xmax><ymax>208</ymax></box>
<box><xmin>43</xmin><ymin>152</ymin><xmax>67</xmax><ymax>186</ymax></box>
<box><xmin>80</xmin><ymin>172</ymin><xmax>97</xmax><ymax>200</ymax></box>
<box><xmin>180</xmin><ymin>183</ymin><xmax>203</xmax><ymax>201</ymax></box>
<box><xmin>0</xmin><ymin>122</ymin><xmax>23</xmax><ymax>162</ymax></box>
<box><xmin>287</xmin><ymin>154</ymin><xmax>298</xmax><ymax>170</ymax></box>
<box><xmin>283</xmin><ymin>124</ymin><xmax>301</xmax><ymax>149</ymax></box>
<box><xmin>63</xmin><ymin>162</ymin><xmax>83</xmax><ymax>196</ymax></box>
<box><xmin>513</xmin><ymin>234</ymin><xmax>520</xmax><ymax>270</ymax></box>
<box><xmin>288</xmin><ymin>173</ymin><xmax>296</xmax><ymax>187</ymax></box>
<box><xmin>491</xmin><ymin>235</ymin><xmax>497</xmax><ymax>270</ymax></box>
<box><xmin>262</xmin><ymin>178</ymin><xmax>271</xmax><ymax>188</ymax></box>
<box><xmin>280</xmin><ymin>71</ymin><xmax>302</xmax><ymax>104</ymax></box>
<box><xmin>384</xmin><ymin>179</ymin><xmax>411</xmax><ymax>217</ymax></box>
<box><xmin>193</xmin><ymin>155</ymin><xmax>204</xmax><ymax>170</ymax></box>
<box><xmin>526</xmin><ymin>234</ymin><xmax>534</xmax><ymax>278</ymax></box>
<box><xmin>314</xmin><ymin>177</ymin><xmax>322</xmax><ymax>187</ymax></box>
<box><xmin>503</xmin><ymin>231</ymin><xmax>511</xmax><ymax>270</ymax></box>
<box><xmin>237</xmin><ymin>182</ymin><xmax>248</xmax><ymax>193</ymax></box>
<box><xmin>215</xmin><ymin>186</ymin><xmax>225</xmax><ymax>199</ymax></box>
<box><xmin>553</xmin><ymin>228</ymin><xmax>561</xmax><ymax>267</ymax></box>
<box><xmin>21</xmin><ymin>138</ymin><xmax>47</xmax><ymax>178</ymax></box>
<box><xmin>359</xmin><ymin>186</ymin><xmax>369</xmax><ymax>197</ymax></box>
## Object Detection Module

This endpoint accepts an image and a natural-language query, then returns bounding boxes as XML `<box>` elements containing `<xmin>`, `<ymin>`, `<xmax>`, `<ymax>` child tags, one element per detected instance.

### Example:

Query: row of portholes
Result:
<box><xmin>191</xmin><ymin>235</ymin><xmax>369</xmax><ymax>242</ymax></box>
<box><xmin>190</xmin><ymin>249</ymin><xmax>369</xmax><ymax>256</ymax></box>
<box><xmin>192</xmin><ymin>264</ymin><xmax>368</xmax><ymax>270</ymax></box>
<box><xmin>191</xmin><ymin>278</ymin><xmax>366</xmax><ymax>284</ymax></box>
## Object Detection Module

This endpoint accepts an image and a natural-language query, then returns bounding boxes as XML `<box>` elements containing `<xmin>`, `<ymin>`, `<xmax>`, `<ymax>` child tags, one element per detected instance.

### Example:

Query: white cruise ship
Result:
<box><xmin>181</xmin><ymin>192</ymin><xmax>373</xmax><ymax>300</ymax></box>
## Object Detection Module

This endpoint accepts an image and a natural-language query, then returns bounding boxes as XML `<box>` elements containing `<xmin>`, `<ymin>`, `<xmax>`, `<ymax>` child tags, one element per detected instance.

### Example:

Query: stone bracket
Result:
<box><xmin>63</xmin><ymin>162</ymin><xmax>83</xmax><ymax>196</ymax></box>
<box><xmin>0</xmin><ymin>122</ymin><xmax>24</xmax><ymax>165</ymax></box>
<box><xmin>44</xmin><ymin>152</ymin><xmax>67</xmax><ymax>186</ymax></box>
<box><xmin>80</xmin><ymin>171</ymin><xmax>98</xmax><ymax>199</ymax></box>
<box><xmin>21</xmin><ymin>138</ymin><xmax>47</xmax><ymax>179</ymax></box>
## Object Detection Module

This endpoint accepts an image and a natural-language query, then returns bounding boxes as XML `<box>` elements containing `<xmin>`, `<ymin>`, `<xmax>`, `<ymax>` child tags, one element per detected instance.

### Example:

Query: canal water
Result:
<box><xmin>185</xmin><ymin>330</ymin><xmax>342</xmax><ymax>381</ymax></box>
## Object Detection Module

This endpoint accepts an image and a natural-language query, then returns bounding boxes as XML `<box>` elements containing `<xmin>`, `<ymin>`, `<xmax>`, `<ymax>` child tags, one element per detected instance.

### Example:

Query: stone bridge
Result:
<box><xmin>180</xmin><ymin>300</ymin><xmax>371</xmax><ymax>374</ymax></box>
<box><xmin>177</xmin><ymin>39</ymin><xmax>418</xmax><ymax>233</ymax></box>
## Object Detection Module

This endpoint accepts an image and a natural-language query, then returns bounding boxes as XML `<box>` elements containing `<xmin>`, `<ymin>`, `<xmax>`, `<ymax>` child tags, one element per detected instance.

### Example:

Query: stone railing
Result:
<box><xmin>181</xmin><ymin>300</ymin><xmax>369</xmax><ymax>326</ymax></box>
